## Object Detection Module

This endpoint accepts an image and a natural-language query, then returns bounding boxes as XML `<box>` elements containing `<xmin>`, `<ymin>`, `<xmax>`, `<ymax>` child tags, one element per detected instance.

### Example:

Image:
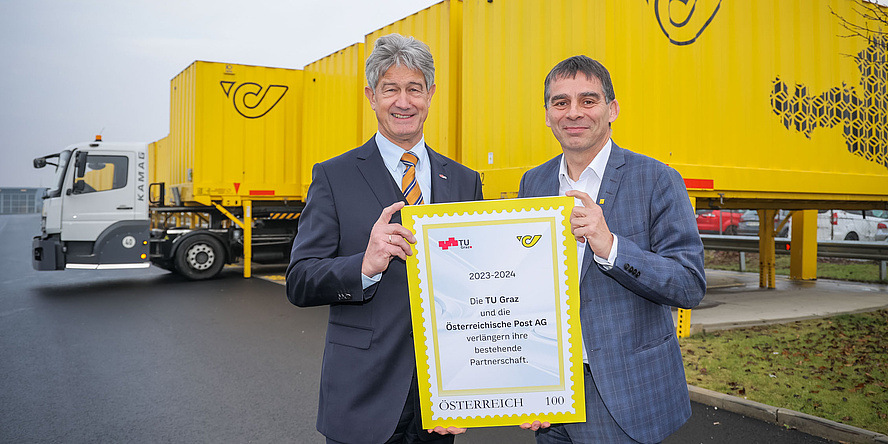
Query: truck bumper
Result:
<box><xmin>32</xmin><ymin>235</ymin><xmax>64</xmax><ymax>271</ymax></box>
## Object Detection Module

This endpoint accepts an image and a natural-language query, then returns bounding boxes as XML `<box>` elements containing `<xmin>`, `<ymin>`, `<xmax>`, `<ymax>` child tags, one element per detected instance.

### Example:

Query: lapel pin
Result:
<box><xmin>599</xmin><ymin>198</ymin><xmax>605</xmax><ymax>205</ymax></box>
<box><xmin>439</xmin><ymin>174</ymin><xmax>448</xmax><ymax>180</ymax></box>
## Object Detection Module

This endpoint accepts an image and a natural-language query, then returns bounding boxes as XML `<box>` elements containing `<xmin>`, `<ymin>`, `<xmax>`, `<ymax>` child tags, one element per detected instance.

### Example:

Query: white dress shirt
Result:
<box><xmin>558</xmin><ymin>139</ymin><xmax>619</xmax><ymax>363</ymax></box>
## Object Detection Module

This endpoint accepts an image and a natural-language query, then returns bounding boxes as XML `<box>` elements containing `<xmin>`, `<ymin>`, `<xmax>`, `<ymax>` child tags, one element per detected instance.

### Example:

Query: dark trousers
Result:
<box><xmin>385</xmin><ymin>372</ymin><xmax>454</xmax><ymax>444</ymax></box>
<box><xmin>326</xmin><ymin>372</ymin><xmax>454</xmax><ymax>444</ymax></box>
<box><xmin>535</xmin><ymin>364</ymin><xmax>642</xmax><ymax>444</ymax></box>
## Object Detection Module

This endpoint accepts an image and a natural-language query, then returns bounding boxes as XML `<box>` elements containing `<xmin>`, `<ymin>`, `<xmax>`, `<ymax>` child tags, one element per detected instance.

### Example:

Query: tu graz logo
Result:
<box><xmin>439</xmin><ymin>237</ymin><xmax>471</xmax><ymax>250</ymax></box>
<box><xmin>220</xmin><ymin>81</ymin><xmax>288</xmax><ymax>119</ymax></box>
<box><xmin>517</xmin><ymin>235</ymin><xmax>542</xmax><ymax>248</ymax></box>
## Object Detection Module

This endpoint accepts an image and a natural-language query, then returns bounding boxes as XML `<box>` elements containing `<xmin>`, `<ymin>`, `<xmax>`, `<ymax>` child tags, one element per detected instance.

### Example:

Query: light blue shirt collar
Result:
<box><xmin>376</xmin><ymin>132</ymin><xmax>429</xmax><ymax>178</ymax></box>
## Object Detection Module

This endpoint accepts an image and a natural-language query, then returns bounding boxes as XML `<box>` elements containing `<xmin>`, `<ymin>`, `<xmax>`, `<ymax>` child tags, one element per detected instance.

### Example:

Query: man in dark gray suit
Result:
<box><xmin>519</xmin><ymin>56</ymin><xmax>706</xmax><ymax>443</ymax></box>
<box><xmin>286</xmin><ymin>34</ymin><xmax>482</xmax><ymax>444</ymax></box>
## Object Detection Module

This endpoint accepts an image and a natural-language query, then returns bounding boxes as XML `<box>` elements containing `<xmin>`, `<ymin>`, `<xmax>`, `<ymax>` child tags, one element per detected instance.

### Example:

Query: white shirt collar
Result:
<box><xmin>558</xmin><ymin>139</ymin><xmax>612</xmax><ymax>186</ymax></box>
<box><xmin>376</xmin><ymin>132</ymin><xmax>428</xmax><ymax>176</ymax></box>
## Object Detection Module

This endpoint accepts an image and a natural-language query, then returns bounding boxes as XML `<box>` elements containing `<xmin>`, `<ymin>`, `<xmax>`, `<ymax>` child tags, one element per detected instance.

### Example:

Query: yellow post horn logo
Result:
<box><xmin>220</xmin><ymin>81</ymin><xmax>288</xmax><ymax>119</ymax></box>
<box><xmin>517</xmin><ymin>235</ymin><xmax>542</xmax><ymax>248</ymax></box>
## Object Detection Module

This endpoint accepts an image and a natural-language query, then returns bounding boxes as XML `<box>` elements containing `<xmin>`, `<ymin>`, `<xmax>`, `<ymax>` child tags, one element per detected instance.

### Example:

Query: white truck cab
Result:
<box><xmin>33</xmin><ymin>137</ymin><xmax>151</xmax><ymax>270</ymax></box>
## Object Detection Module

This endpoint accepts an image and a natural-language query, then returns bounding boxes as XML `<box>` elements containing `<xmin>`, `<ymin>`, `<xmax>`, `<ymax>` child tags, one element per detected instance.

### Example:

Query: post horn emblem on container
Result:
<box><xmin>649</xmin><ymin>0</ymin><xmax>722</xmax><ymax>46</ymax></box>
<box><xmin>220</xmin><ymin>81</ymin><xmax>288</xmax><ymax>119</ymax></box>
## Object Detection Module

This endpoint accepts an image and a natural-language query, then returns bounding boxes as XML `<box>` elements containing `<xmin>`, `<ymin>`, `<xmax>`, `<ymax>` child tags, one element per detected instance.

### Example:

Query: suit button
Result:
<box><xmin>623</xmin><ymin>263</ymin><xmax>640</xmax><ymax>278</ymax></box>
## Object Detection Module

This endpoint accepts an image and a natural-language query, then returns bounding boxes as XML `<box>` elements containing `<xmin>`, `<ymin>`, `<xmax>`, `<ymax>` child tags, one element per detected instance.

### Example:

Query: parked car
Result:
<box><xmin>817</xmin><ymin>209</ymin><xmax>888</xmax><ymax>241</ymax></box>
<box><xmin>737</xmin><ymin>210</ymin><xmax>791</xmax><ymax>238</ymax></box>
<box><xmin>696</xmin><ymin>209</ymin><xmax>743</xmax><ymax>235</ymax></box>
<box><xmin>876</xmin><ymin>221</ymin><xmax>888</xmax><ymax>242</ymax></box>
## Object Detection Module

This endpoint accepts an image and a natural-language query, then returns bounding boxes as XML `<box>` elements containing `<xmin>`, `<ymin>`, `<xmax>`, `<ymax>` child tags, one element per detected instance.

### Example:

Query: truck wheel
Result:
<box><xmin>724</xmin><ymin>225</ymin><xmax>738</xmax><ymax>235</ymax></box>
<box><xmin>175</xmin><ymin>235</ymin><xmax>225</xmax><ymax>280</ymax></box>
<box><xmin>844</xmin><ymin>232</ymin><xmax>859</xmax><ymax>241</ymax></box>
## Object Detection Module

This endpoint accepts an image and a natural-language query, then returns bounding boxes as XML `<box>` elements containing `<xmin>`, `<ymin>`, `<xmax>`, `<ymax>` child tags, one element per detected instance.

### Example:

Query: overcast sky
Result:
<box><xmin>0</xmin><ymin>0</ymin><xmax>440</xmax><ymax>188</ymax></box>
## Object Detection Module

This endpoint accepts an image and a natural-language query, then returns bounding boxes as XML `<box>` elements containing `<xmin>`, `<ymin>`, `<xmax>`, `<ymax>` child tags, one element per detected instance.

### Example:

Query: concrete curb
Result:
<box><xmin>688</xmin><ymin>385</ymin><xmax>888</xmax><ymax>443</ymax></box>
<box><xmin>687</xmin><ymin>304</ymin><xmax>888</xmax><ymax>335</ymax></box>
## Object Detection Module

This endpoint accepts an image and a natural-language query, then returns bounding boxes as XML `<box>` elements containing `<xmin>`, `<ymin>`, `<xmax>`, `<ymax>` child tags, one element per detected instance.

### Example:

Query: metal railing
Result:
<box><xmin>700</xmin><ymin>234</ymin><xmax>888</xmax><ymax>280</ymax></box>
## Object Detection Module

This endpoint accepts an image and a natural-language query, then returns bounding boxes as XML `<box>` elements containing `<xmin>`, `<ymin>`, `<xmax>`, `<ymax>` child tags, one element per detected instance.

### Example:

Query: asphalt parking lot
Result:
<box><xmin>1</xmin><ymin>214</ymin><xmax>839</xmax><ymax>443</ymax></box>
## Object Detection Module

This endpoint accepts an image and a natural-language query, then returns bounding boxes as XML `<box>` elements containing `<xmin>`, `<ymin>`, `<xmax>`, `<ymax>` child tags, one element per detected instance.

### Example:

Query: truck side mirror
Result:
<box><xmin>34</xmin><ymin>157</ymin><xmax>47</xmax><ymax>168</ymax></box>
<box><xmin>74</xmin><ymin>151</ymin><xmax>88</xmax><ymax>179</ymax></box>
<box><xmin>149</xmin><ymin>182</ymin><xmax>166</xmax><ymax>206</ymax></box>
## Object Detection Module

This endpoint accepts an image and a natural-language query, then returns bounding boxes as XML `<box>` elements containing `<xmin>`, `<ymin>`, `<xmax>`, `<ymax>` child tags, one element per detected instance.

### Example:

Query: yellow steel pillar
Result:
<box><xmin>790</xmin><ymin>210</ymin><xmax>818</xmax><ymax>280</ymax></box>
<box><xmin>676</xmin><ymin>307</ymin><xmax>692</xmax><ymax>338</ymax></box>
<box><xmin>243</xmin><ymin>199</ymin><xmax>253</xmax><ymax>278</ymax></box>
<box><xmin>676</xmin><ymin>196</ymin><xmax>695</xmax><ymax>338</ymax></box>
<box><xmin>758</xmin><ymin>209</ymin><xmax>776</xmax><ymax>288</ymax></box>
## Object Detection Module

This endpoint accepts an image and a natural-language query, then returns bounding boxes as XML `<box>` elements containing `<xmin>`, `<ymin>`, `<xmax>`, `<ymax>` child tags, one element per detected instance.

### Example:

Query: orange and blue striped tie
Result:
<box><xmin>400</xmin><ymin>151</ymin><xmax>424</xmax><ymax>205</ymax></box>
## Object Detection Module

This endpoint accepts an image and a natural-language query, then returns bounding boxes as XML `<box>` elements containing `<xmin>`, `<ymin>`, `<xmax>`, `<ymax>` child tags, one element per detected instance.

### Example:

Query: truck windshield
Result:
<box><xmin>47</xmin><ymin>150</ymin><xmax>72</xmax><ymax>198</ymax></box>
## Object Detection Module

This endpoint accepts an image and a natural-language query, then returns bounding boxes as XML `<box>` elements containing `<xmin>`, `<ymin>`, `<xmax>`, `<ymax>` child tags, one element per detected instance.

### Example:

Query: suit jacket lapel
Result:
<box><xmin>355</xmin><ymin>138</ymin><xmax>403</xmax><ymax>219</ymax></box>
<box><xmin>427</xmin><ymin>145</ymin><xmax>450</xmax><ymax>204</ymax></box>
<box><xmin>536</xmin><ymin>155</ymin><xmax>562</xmax><ymax>197</ymax></box>
<box><xmin>579</xmin><ymin>144</ymin><xmax>625</xmax><ymax>282</ymax></box>
<box><xmin>598</xmin><ymin>143</ymin><xmax>626</xmax><ymax>225</ymax></box>
<box><xmin>533</xmin><ymin>156</ymin><xmax>597</xmax><ymax>283</ymax></box>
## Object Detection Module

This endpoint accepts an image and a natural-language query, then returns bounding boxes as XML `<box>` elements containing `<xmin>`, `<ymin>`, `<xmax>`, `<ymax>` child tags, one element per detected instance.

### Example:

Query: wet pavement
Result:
<box><xmin>4</xmin><ymin>214</ymin><xmax>885</xmax><ymax>443</ymax></box>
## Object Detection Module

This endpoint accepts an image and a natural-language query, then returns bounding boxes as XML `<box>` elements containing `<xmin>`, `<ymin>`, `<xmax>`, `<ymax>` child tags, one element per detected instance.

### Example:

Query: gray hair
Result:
<box><xmin>365</xmin><ymin>33</ymin><xmax>435</xmax><ymax>90</ymax></box>
<box><xmin>544</xmin><ymin>55</ymin><xmax>616</xmax><ymax>107</ymax></box>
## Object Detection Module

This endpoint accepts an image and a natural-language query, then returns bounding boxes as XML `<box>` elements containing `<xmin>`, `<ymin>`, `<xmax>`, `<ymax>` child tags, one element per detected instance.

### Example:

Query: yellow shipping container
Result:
<box><xmin>301</xmin><ymin>43</ymin><xmax>365</xmax><ymax>197</ymax></box>
<box><xmin>147</xmin><ymin>136</ymin><xmax>171</xmax><ymax>204</ymax></box>
<box><xmin>461</xmin><ymin>0</ymin><xmax>888</xmax><ymax>205</ymax></box>
<box><xmin>167</xmin><ymin>61</ymin><xmax>304</xmax><ymax>206</ymax></box>
<box><xmin>363</xmin><ymin>0</ymin><xmax>463</xmax><ymax>161</ymax></box>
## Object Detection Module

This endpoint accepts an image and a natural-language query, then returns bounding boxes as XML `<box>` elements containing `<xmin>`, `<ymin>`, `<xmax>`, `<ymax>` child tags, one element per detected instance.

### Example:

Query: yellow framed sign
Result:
<box><xmin>401</xmin><ymin>196</ymin><xmax>585</xmax><ymax>429</ymax></box>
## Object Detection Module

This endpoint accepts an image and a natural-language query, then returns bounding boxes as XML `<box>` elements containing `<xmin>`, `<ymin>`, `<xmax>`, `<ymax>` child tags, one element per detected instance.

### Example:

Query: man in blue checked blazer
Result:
<box><xmin>518</xmin><ymin>56</ymin><xmax>706</xmax><ymax>443</ymax></box>
<box><xmin>286</xmin><ymin>34</ymin><xmax>482</xmax><ymax>444</ymax></box>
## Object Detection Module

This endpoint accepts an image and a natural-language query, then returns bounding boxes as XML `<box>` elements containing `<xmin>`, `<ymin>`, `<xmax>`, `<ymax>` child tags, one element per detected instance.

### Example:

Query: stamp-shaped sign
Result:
<box><xmin>401</xmin><ymin>196</ymin><xmax>585</xmax><ymax>429</ymax></box>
